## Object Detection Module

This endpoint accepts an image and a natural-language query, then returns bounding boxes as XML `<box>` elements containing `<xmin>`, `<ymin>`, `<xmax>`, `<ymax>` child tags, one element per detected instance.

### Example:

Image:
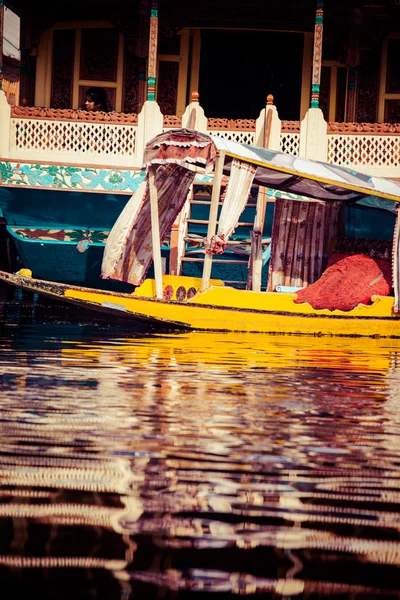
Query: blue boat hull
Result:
<box><xmin>0</xmin><ymin>184</ymin><xmax>395</xmax><ymax>291</ymax></box>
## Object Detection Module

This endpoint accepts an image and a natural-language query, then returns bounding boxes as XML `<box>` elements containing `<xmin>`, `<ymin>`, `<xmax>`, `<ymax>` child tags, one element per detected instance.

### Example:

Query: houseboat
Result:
<box><xmin>0</xmin><ymin>0</ymin><xmax>399</xmax><ymax>288</ymax></box>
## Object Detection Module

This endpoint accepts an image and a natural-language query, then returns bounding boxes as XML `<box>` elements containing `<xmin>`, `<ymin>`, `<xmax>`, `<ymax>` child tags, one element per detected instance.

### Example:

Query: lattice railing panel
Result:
<box><xmin>209</xmin><ymin>130</ymin><xmax>256</xmax><ymax>145</ymax></box>
<box><xmin>280</xmin><ymin>133</ymin><xmax>300</xmax><ymax>156</ymax></box>
<box><xmin>10</xmin><ymin>118</ymin><xmax>137</xmax><ymax>158</ymax></box>
<box><xmin>328</xmin><ymin>134</ymin><xmax>400</xmax><ymax>168</ymax></box>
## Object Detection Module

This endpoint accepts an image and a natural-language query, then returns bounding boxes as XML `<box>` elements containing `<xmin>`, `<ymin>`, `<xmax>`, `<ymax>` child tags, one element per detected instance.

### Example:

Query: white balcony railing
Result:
<box><xmin>327</xmin><ymin>123</ymin><xmax>400</xmax><ymax>178</ymax></box>
<box><xmin>8</xmin><ymin>107</ymin><xmax>139</xmax><ymax>168</ymax></box>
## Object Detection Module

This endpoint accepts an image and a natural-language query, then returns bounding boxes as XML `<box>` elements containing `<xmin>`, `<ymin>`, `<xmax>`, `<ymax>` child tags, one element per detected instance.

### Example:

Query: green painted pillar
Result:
<box><xmin>311</xmin><ymin>0</ymin><xmax>324</xmax><ymax>108</ymax></box>
<box><xmin>147</xmin><ymin>0</ymin><xmax>158</xmax><ymax>101</ymax></box>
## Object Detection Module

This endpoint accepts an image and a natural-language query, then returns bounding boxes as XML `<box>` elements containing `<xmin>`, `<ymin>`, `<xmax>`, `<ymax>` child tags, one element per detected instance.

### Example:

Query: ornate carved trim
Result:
<box><xmin>328</xmin><ymin>122</ymin><xmax>400</xmax><ymax>134</ymax></box>
<box><xmin>10</xmin><ymin>106</ymin><xmax>138</xmax><ymax>124</ymax></box>
<box><xmin>207</xmin><ymin>118</ymin><xmax>256</xmax><ymax>131</ymax></box>
<box><xmin>281</xmin><ymin>121</ymin><xmax>301</xmax><ymax>133</ymax></box>
<box><xmin>163</xmin><ymin>115</ymin><xmax>182</xmax><ymax>128</ymax></box>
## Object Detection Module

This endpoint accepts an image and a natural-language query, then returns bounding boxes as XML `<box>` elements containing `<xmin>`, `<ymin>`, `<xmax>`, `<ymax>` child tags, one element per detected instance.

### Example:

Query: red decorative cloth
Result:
<box><xmin>143</xmin><ymin>129</ymin><xmax>217</xmax><ymax>171</ymax></box>
<box><xmin>206</xmin><ymin>234</ymin><xmax>226</xmax><ymax>255</ymax></box>
<box><xmin>294</xmin><ymin>253</ymin><xmax>392</xmax><ymax>311</ymax></box>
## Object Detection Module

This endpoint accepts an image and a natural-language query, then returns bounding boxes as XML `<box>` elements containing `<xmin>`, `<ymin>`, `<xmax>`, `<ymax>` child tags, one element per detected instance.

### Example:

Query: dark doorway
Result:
<box><xmin>198</xmin><ymin>30</ymin><xmax>304</xmax><ymax>120</ymax></box>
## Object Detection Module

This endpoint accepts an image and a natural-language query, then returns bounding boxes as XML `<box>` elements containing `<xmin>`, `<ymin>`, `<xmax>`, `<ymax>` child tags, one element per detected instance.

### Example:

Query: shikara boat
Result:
<box><xmin>1</xmin><ymin>128</ymin><xmax>400</xmax><ymax>337</ymax></box>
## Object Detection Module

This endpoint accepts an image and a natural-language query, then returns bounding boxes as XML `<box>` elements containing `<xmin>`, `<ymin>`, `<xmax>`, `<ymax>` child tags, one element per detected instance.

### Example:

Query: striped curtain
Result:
<box><xmin>266</xmin><ymin>198</ymin><xmax>344</xmax><ymax>292</ymax></box>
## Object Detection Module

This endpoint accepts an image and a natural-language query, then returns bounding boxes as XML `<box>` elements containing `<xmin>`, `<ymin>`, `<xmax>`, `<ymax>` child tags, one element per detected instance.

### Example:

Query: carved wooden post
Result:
<box><xmin>0</xmin><ymin>0</ymin><xmax>4</xmax><ymax>92</ymax></box>
<box><xmin>135</xmin><ymin>0</ymin><xmax>163</xmax><ymax>164</ymax></box>
<box><xmin>136</xmin><ymin>99</ymin><xmax>163</xmax><ymax>165</ymax></box>
<box><xmin>311</xmin><ymin>0</ymin><xmax>324</xmax><ymax>109</ymax></box>
<box><xmin>147</xmin><ymin>0</ymin><xmax>158</xmax><ymax>101</ymax></box>
<box><xmin>255</xmin><ymin>94</ymin><xmax>281</xmax><ymax>150</ymax></box>
<box><xmin>299</xmin><ymin>0</ymin><xmax>328</xmax><ymax>161</ymax></box>
<box><xmin>136</xmin><ymin>0</ymin><xmax>150</xmax><ymax>112</ymax></box>
<box><xmin>181</xmin><ymin>91</ymin><xmax>207</xmax><ymax>132</ymax></box>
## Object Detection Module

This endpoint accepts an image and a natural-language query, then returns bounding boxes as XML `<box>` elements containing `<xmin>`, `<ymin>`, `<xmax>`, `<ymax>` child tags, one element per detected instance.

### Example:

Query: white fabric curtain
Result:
<box><xmin>208</xmin><ymin>159</ymin><xmax>256</xmax><ymax>254</ymax></box>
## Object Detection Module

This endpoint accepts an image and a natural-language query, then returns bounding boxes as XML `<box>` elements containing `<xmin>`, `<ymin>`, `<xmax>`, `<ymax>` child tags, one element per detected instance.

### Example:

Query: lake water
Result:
<box><xmin>1</xmin><ymin>290</ymin><xmax>400</xmax><ymax>598</ymax></box>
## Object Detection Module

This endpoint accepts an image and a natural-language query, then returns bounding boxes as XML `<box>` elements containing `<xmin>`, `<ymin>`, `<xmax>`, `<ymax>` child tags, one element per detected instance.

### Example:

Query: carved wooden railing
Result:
<box><xmin>327</xmin><ymin>121</ymin><xmax>400</xmax><ymax>176</ymax></box>
<box><xmin>9</xmin><ymin>106</ymin><xmax>139</xmax><ymax>167</ymax></box>
<box><xmin>2</xmin><ymin>79</ymin><xmax>19</xmax><ymax>106</ymax></box>
<box><xmin>163</xmin><ymin>115</ymin><xmax>182</xmax><ymax>129</ymax></box>
<box><xmin>205</xmin><ymin>118</ymin><xmax>256</xmax><ymax>145</ymax></box>
<box><xmin>280</xmin><ymin>120</ymin><xmax>301</xmax><ymax>155</ymax></box>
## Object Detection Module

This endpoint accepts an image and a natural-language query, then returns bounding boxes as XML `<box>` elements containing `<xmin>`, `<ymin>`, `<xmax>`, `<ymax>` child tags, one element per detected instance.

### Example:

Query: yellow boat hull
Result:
<box><xmin>1</xmin><ymin>271</ymin><xmax>400</xmax><ymax>337</ymax></box>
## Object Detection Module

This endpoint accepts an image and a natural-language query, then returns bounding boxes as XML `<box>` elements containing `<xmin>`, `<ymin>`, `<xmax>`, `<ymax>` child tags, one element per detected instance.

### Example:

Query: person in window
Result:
<box><xmin>82</xmin><ymin>87</ymin><xmax>109</xmax><ymax>112</ymax></box>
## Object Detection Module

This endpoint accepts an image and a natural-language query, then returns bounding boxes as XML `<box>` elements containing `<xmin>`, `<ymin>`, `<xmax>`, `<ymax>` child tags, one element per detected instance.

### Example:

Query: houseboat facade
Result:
<box><xmin>0</xmin><ymin>0</ymin><xmax>399</xmax><ymax>287</ymax></box>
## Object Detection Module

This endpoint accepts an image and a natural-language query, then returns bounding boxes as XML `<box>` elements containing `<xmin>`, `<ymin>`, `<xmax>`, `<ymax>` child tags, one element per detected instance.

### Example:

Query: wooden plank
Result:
<box><xmin>148</xmin><ymin>165</ymin><xmax>163</xmax><ymax>299</ymax></box>
<box><xmin>187</xmin><ymin>218</ymin><xmax>254</xmax><ymax>227</ymax></box>
<box><xmin>189</xmin><ymin>29</ymin><xmax>201</xmax><ymax>97</ymax></box>
<box><xmin>72</xmin><ymin>28</ymin><xmax>81</xmax><ymax>109</ymax></box>
<box><xmin>177</xmin><ymin>29</ymin><xmax>190</xmax><ymax>115</ymax></box>
<box><xmin>183</xmin><ymin>257</ymin><xmax>248</xmax><ymax>265</ymax></box>
<box><xmin>248</xmin><ymin>106</ymin><xmax>270</xmax><ymax>291</ymax></box>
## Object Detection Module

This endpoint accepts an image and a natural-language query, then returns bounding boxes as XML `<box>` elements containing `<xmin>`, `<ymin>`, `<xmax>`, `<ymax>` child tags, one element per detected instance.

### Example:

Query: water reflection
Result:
<box><xmin>0</xmin><ymin>295</ymin><xmax>400</xmax><ymax>597</ymax></box>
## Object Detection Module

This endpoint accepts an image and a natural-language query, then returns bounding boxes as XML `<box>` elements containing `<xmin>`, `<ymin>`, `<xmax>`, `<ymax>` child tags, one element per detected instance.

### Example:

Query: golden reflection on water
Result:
<box><xmin>1</xmin><ymin>324</ymin><xmax>400</xmax><ymax>597</ymax></box>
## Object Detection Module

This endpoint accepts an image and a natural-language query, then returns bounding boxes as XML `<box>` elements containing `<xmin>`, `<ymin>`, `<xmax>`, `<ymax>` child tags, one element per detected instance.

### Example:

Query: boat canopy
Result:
<box><xmin>143</xmin><ymin>129</ymin><xmax>400</xmax><ymax>204</ymax></box>
<box><xmin>102</xmin><ymin>128</ymin><xmax>400</xmax><ymax>304</ymax></box>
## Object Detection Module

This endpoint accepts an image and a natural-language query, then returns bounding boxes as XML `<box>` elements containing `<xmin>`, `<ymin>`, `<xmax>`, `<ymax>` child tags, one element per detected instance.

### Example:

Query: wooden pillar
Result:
<box><xmin>311</xmin><ymin>0</ymin><xmax>324</xmax><ymax>108</ymax></box>
<box><xmin>19</xmin><ymin>10</ymin><xmax>35</xmax><ymax>106</ymax></box>
<box><xmin>345</xmin><ymin>9</ymin><xmax>362</xmax><ymax>122</ymax></box>
<box><xmin>136</xmin><ymin>0</ymin><xmax>149</xmax><ymax>112</ymax></box>
<box><xmin>248</xmin><ymin>95</ymin><xmax>274</xmax><ymax>292</ymax></box>
<box><xmin>149</xmin><ymin>165</ymin><xmax>163</xmax><ymax>299</ymax></box>
<box><xmin>147</xmin><ymin>0</ymin><xmax>158</xmax><ymax>101</ymax></box>
<box><xmin>0</xmin><ymin>1</ymin><xmax>4</xmax><ymax>92</ymax></box>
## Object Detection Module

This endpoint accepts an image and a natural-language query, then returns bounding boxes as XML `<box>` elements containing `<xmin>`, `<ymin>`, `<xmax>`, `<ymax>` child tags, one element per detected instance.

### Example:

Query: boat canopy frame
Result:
<box><xmin>102</xmin><ymin>128</ymin><xmax>400</xmax><ymax>303</ymax></box>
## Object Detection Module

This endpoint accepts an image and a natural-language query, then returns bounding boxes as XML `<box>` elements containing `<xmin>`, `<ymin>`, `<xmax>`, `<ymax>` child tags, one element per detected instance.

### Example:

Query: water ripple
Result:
<box><xmin>0</xmin><ymin>297</ymin><xmax>399</xmax><ymax>597</ymax></box>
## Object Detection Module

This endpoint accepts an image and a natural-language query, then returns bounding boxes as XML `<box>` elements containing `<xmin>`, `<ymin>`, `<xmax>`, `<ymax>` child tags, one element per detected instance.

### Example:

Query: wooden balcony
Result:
<box><xmin>1</xmin><ymin>92</ymin><xmax>399</xmax><ymax>180</ymax></box>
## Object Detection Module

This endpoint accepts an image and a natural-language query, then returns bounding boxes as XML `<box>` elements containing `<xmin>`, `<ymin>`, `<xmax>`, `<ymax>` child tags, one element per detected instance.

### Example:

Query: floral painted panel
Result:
<box><xmin>0</xmin><ymin>162</ymin><xmax>145</xmax><ymax>193</ymax></box>
<box><xmin>10</xmin><ymin>228</ymin><xmax>109</xmax><ymax>245</ymax></box>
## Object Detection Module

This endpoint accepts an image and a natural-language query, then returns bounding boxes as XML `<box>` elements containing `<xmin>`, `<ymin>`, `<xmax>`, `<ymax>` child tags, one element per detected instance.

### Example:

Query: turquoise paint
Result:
<box><xmin>0</xmin><ymin>187</ymin><xmax>131</xmax><ymax>229</ymax></box>
<box><xmin>345</xmin><ymin>205</ymin><xmax>396</xmax><ymax>241</ymax></box>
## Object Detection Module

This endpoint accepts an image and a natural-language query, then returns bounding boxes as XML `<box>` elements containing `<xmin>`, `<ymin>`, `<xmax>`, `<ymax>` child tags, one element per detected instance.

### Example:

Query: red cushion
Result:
<box><xmin>294</xmin><ymin>254</ymin><xmax>392</xmax><ymax>311</ymax></box>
